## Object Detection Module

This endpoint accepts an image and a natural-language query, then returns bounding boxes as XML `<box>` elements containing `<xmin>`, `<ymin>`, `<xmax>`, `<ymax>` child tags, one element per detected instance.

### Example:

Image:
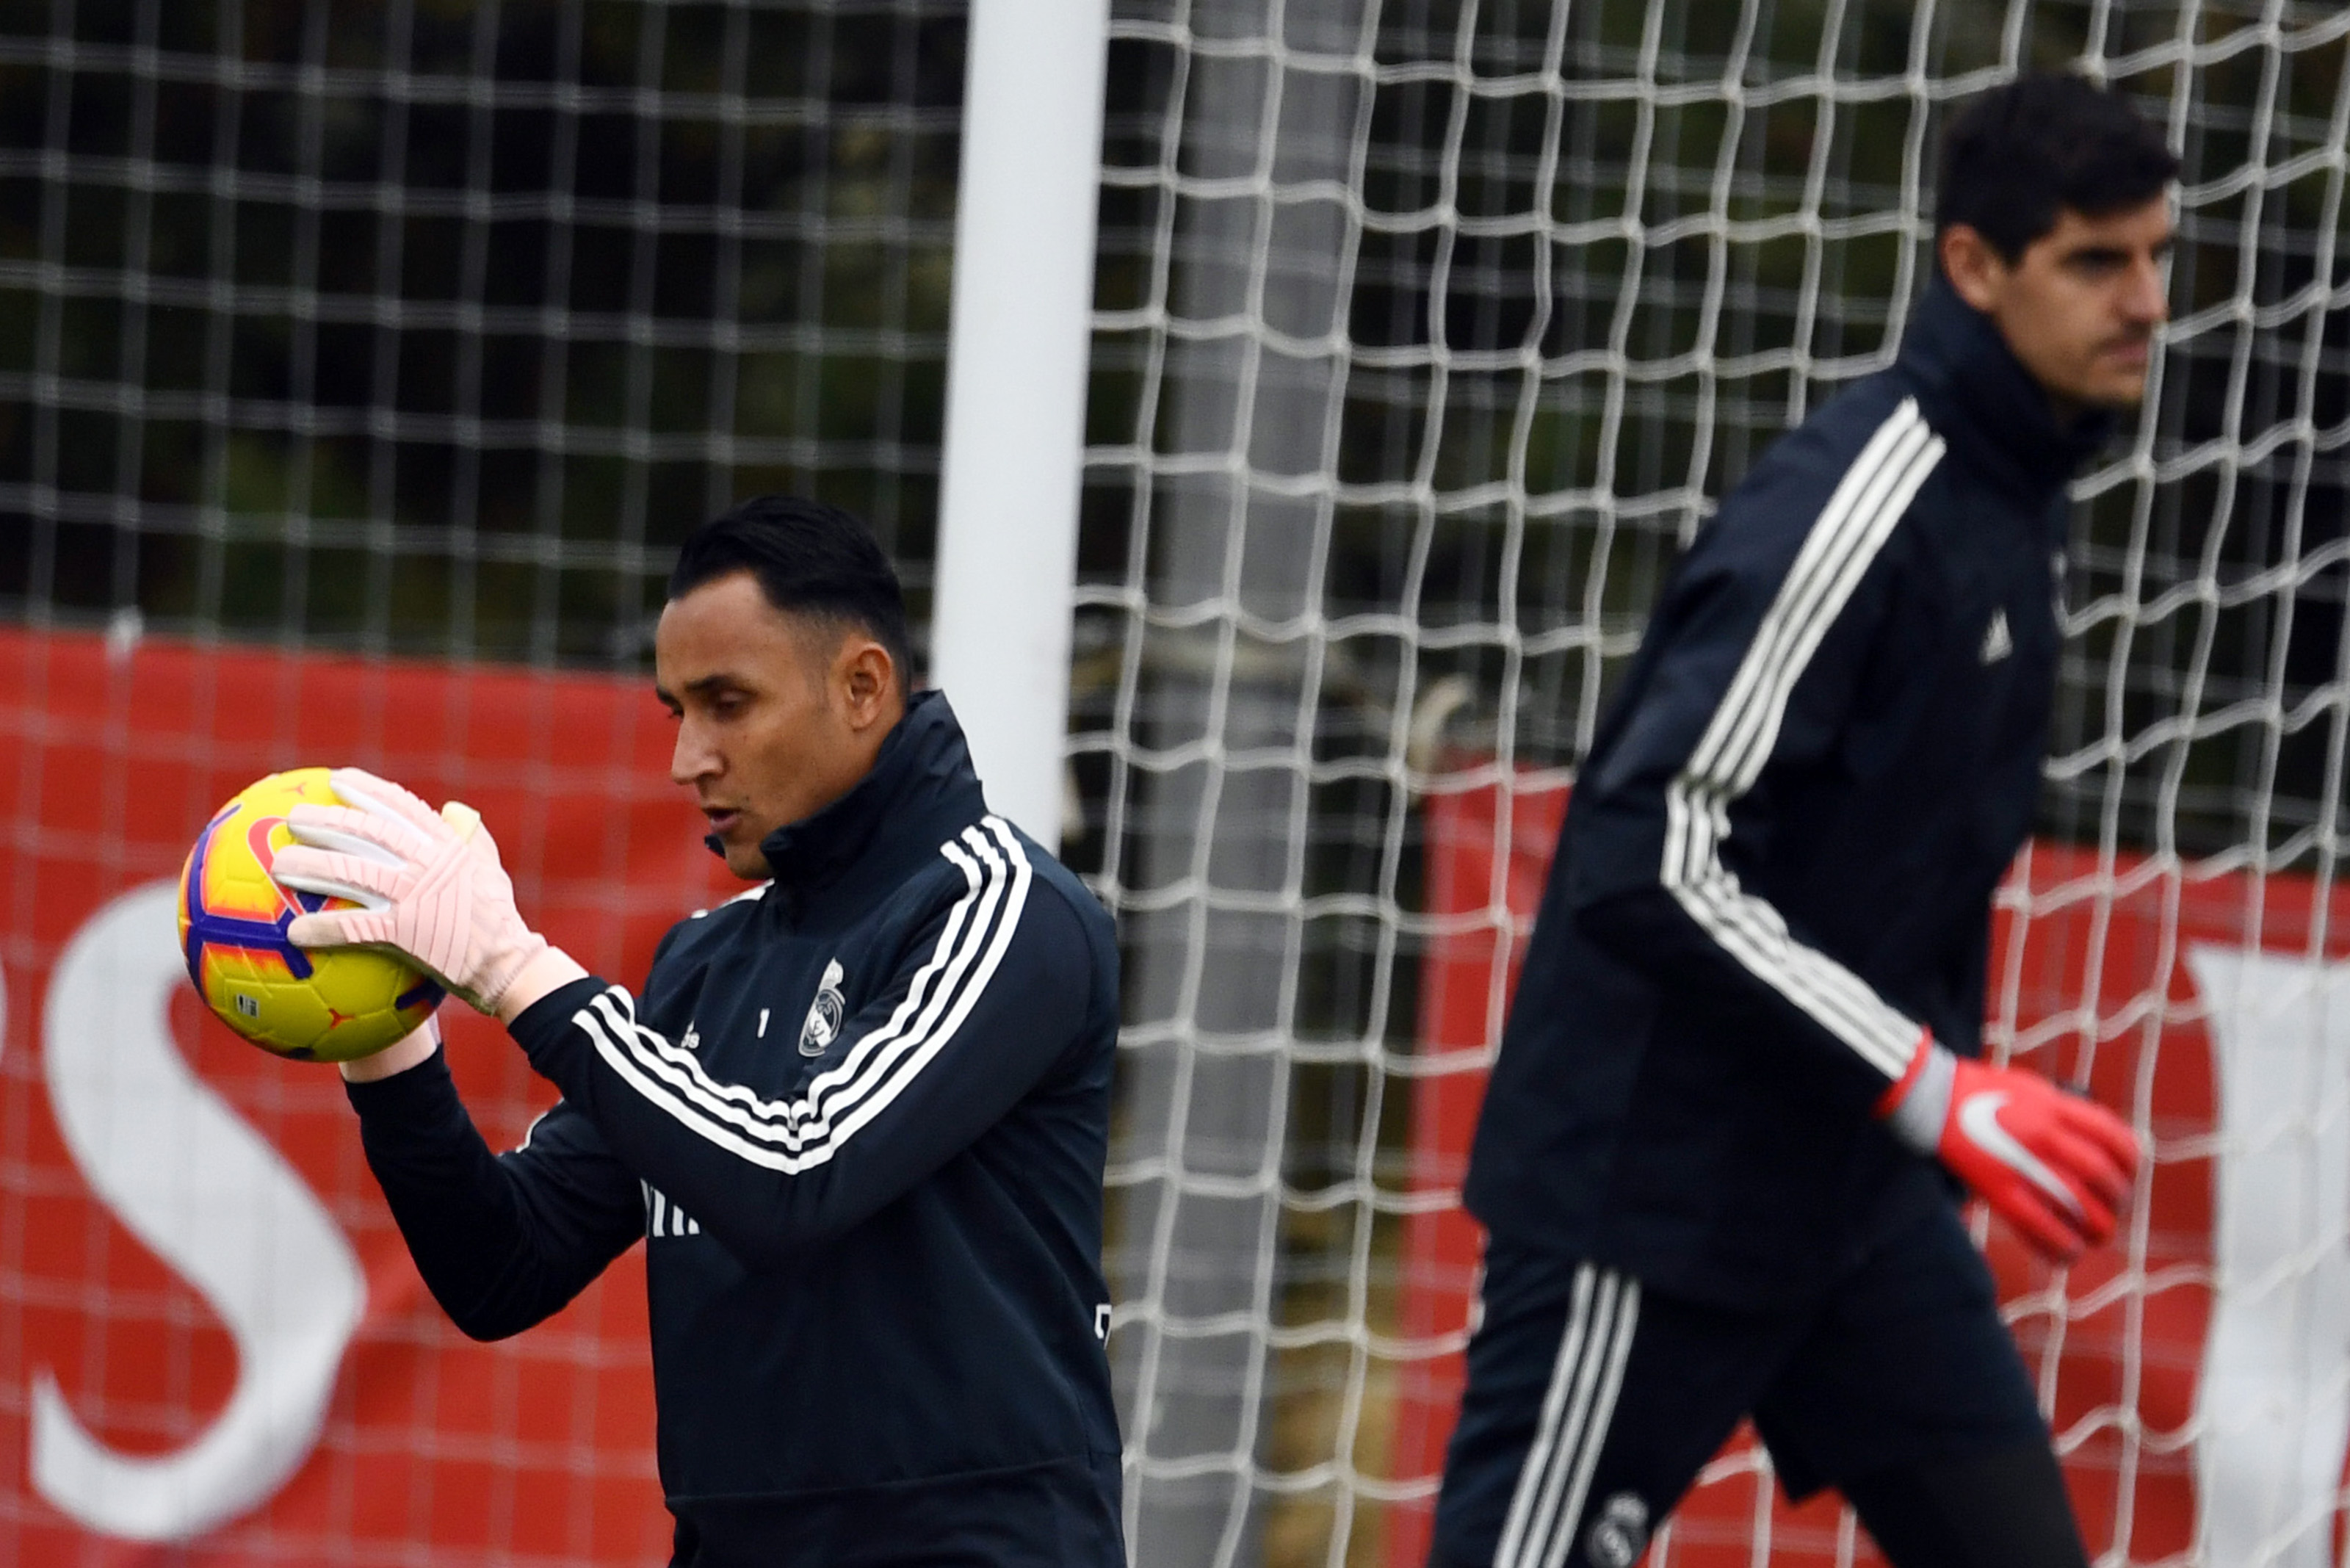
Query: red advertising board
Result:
<box><xmin>1394</xmin><ymin>768</ymin><xmax>2350</xmax><ymax>1567</ymax></box>
<box><xmin>1</xmin><ymin>625</ymin><xmax>732</xmax><ymax>1566</ymax></box>
<box><xmin>9</xmin><ymin>626</ymin><xmax>2349</xmax><ymax>1567</ymax></box>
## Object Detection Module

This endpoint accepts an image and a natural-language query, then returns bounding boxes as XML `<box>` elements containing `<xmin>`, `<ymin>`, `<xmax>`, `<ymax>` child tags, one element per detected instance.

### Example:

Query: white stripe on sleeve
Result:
<box><xmin>569</xmin><ymin>817</ymin><xmax>1035</xmax><ymax>1174</ymax></box>
<box><xmin>1662</xmin><ymin>398</ymin><xmax>1944</xmax><ymax>1082</ymax></box>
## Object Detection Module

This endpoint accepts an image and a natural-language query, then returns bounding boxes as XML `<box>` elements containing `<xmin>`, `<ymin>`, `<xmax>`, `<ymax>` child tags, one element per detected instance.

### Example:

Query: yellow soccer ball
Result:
<box><xmin>176</xmin><ymin>768</ymin><xmax>443</xmax><ymax>1061</ymax></box>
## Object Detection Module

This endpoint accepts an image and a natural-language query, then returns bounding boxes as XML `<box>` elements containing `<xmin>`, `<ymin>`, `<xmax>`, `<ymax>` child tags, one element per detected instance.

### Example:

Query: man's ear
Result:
<box><xmin>836</xmin><ymin>638</ymin><xmax>899</xmax><ymax>731</ymax></box>
<box><xmin>1939</xmin><ymin>223</ymin><xmax>2008</xmax><ymax>314</ymax></box>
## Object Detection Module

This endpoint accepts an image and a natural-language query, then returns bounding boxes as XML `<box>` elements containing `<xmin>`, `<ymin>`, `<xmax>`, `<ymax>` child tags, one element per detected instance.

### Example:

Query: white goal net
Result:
<box><xmin>1077</xmin><ymin>3</ymin><xmax>2350</xmax><ymax>1567</ymax></box>
<box><xmin>0</xmin><ymin>4</ymin><xmax>966</xmax><ymax>1564</ymax></box>
<box><xmin>2</xmin><ymin>2</ymin><xmax>2348</xmax><ymax>1567</ymax></box>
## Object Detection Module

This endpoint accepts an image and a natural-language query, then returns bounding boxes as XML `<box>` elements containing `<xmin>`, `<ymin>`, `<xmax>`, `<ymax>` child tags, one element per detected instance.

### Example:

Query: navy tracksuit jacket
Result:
<box><xmin>346</xmin><ymin>691</ymin><xmax>1126</xmax><ymax>1567</ymax></box>
<box><xmin>1466</xmin><ymin>278</ymin><xmax>2112</xmax><ymax>1308</ymax></box>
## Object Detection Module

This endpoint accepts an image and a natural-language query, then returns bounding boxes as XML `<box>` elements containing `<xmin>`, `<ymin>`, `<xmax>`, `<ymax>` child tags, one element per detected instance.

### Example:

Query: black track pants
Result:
<box><xmin>1428</xmin><ymin>1202</ymin><xmax>2083</xmax><ymax>1568</ymax></box>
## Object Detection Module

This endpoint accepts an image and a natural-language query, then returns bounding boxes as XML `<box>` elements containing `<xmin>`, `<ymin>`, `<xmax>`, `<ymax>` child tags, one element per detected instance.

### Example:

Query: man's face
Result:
<box><xmin>1943</xmin><ymin>196</ymin><xmax>2172</xmax><ymax>416</ymax></box>
<box><xmin>654</xmin><ymin>571</ymin><xmax>902</xmax><ymax>879</ymax></box>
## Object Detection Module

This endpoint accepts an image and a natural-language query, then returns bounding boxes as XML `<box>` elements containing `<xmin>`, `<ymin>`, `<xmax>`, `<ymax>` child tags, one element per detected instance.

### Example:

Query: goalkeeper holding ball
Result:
<box><xmin>1431</xmin><ymin>77</ymin><xmax>2172</xmax><ymax>1568</ymax></box>
<box><xmin>272</xmin><ymin>499</ymin><xmax>1124</xmax><ymax>1567</ymax></box>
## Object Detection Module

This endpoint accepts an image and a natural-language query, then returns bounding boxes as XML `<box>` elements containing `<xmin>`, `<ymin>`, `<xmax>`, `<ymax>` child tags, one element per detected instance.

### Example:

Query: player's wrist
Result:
<box><xmin>340</xmin><ymin>1016</ymin><xmax>441</xmax><ymax>1083</ymax></box>
<box><xmin>1875</xmin><ymin>1035</ymin><xmax>1954</xmax><ymax>1154</ymax></box>
<box><xmin>492</xmin><ymin>945</ymin><xmax>590</xmax><ymax>1025</ymax></box>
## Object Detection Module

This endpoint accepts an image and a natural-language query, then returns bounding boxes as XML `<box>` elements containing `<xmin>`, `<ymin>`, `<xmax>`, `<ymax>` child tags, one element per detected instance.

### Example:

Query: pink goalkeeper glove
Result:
<box><xmin>1877</xmin><ymin>1041</ymin><xmax>2140</xmax><ymax>1262</ymax></box>
<box><xmin>270</xmin><ymin>767</ymin><xmax>582</xmax><ymax>1019</ymax></box>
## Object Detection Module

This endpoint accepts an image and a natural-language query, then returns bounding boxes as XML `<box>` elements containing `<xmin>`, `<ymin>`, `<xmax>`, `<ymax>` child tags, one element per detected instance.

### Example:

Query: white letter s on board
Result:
<box><xmin>33</xmin><ymin>881</ymin><xmax>365</xmax><ymax>1541</ymax></box>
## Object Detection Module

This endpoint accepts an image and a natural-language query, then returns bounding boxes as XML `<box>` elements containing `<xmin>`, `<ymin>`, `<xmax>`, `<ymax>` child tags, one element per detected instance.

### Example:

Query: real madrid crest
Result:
<box><xmin>1584</xmin><ymin>1492</ymin><xmax>1649</xmax><ymax>1568</ymax></box>
<box><xmin>799</xmin><ymin>958</ymin><xmax>847</xmax><ymax>1056</ymax></box>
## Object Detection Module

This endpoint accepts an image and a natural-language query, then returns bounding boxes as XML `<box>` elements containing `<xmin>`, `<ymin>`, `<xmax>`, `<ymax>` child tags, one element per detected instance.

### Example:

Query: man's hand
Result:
<box><xmin>1878</xmin><ymin>1041</ymin><xmax>2140</xmax><ymax>1262</ymax></box>
<box><xmin>270</xmin><ymin>767</ymin><xmax>582</xmax><ymax>1019</ymax></box>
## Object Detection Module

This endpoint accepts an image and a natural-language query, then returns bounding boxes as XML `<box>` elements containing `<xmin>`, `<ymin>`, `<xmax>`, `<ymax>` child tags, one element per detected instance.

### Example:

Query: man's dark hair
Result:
<box><xmin>1936</xmin><ymin>73</ymin><xmax>2180</xmax><ymax>261</ymax></box>
<box><xmin>669</xmin><ymin>495</ymin><xmax>914</xmax><ymax>682</ymax></box>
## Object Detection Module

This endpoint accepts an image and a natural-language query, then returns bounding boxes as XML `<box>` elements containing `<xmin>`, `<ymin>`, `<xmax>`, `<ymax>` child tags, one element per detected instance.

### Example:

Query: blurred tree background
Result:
<box><xmin>1</xmin><ymin>0</ymin><xmax>2343</xmax><ymax>856</ymax></box>
<box><xmin>0</xmin><ymin>0</ymin><xmax>966</xmax><ymax>664</ymax></box>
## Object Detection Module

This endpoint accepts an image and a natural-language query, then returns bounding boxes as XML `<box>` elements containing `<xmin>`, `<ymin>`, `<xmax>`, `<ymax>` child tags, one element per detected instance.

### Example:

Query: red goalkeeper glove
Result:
<box><xmin>1876</xmin><ymin>1041</ymin><xmax>2140</xmax><ymax>1262</ymax></box>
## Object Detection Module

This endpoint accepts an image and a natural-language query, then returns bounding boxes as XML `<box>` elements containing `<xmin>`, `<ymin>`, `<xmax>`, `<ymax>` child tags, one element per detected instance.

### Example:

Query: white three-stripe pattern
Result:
<box><xmin>1495</xmin><ymin>1264</ymin><xmax>1643</xmax><ymax>1568</ymax></box>
<box><xmin>1661</xmin><ymin>397</ymin><xmax>1945</xmax><ymax>1082</ymax></box>
<box><xmin>642</xmin><ymin>1182</ymin><xmax>701</xmax><ymax>1237</ymax></box>
<box><xmin>573</xmin><ymin>817</ymin><xmax>1033</xmax><ymax>1172</ymax></box>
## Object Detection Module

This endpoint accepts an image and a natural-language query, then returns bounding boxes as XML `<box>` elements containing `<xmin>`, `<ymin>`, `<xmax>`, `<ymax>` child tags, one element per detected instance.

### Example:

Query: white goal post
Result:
<box><xmin>932</xmin><ymin>0</ymin><xmax>1112</xmax><ymax>853</ymax></box>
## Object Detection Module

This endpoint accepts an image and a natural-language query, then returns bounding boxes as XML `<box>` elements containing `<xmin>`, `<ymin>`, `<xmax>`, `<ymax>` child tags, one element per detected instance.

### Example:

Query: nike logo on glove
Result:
<box><xmin>1958</xmin><ymin>1091</ymin><xmax>2082</xmax><ymax>1215</ymax></box>
<box><xmin>1876</xmin><ymin>1040</ymin><xmax>2138</xmax><ymax>1262</ymax></box>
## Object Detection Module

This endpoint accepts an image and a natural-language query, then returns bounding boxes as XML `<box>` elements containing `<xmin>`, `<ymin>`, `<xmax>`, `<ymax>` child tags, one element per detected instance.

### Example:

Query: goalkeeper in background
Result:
<box><xmin>1431</xmin><ymin>76</ymin><xmax>2172</xmax><ymax>1568</ymax></box>
<box><xmin>270</xmin><ymin>498</ymin><xmax>1125</xmax><ymax>1567</ymax></box>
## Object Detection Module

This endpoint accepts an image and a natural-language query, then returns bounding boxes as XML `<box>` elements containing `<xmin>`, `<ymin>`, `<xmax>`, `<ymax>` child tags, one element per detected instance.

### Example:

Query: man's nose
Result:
<box><xmin>2127</xmin><ymin>251</ymin><xmax>2170</xmax><ymax>325</ymax></box>
<box><xmin>671</xmin><ymin>722</ymin><xmax>717</xmax><ymax>787</ymax></box>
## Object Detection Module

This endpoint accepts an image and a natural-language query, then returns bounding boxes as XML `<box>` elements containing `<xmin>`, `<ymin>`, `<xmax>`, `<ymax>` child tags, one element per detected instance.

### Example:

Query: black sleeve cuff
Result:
<box><xmin>507</xmin><ymin>975</ymin><xmax>615</xmax><ymax>1081</ymax></box>
<box><xmin>342</xmin><ymin>1039</ymin><xmax>458</xmax><ymax>1120</ymax></box>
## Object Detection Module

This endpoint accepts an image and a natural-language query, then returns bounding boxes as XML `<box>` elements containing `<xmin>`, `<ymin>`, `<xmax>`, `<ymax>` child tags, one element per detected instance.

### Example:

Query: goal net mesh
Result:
<box><xmin>1078</xmin><ymin>2</ymin><xmax>2350</xmax><ymax>1567</ymax></box>
<box><xmin>0</xmin><ymin>4</ymin><xmax>965</xmax><ymax>1565</ymax></box>
<box><xmin>1</xmin><ymin>1</ymin><xmax>2347</xmax><ymax>1567</ymax></box>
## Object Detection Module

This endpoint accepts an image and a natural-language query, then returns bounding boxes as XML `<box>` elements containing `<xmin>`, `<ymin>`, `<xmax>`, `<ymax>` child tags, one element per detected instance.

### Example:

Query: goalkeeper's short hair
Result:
<box><xmin>1935</xmin><ymin>73</ymin><xmax>2180</xmax><ymax>261</ymax></box>
<box><xmin>669</xmin><ymin>495</ymin><xmax>916</xmax><ymax>683</ymax></box>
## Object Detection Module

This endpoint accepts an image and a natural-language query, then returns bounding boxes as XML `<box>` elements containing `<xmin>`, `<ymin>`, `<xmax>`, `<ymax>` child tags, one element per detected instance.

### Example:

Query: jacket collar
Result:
<box><xmin>721</xmin><ymin>689</ymin><xmax>990</xmax><ymax>922</ymax></box>
<box><xmin>1895</xmin><ymin>275</ymin><xmax>2114</xmax><ymax>505</ymax></box>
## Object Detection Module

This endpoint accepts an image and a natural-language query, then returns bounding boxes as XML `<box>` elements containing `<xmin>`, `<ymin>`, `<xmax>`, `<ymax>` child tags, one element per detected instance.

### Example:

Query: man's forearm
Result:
<box><xmin>343</xmin><ymin>1042</ymin><xmax>583</xmax><ymax>1339</ymax></box>
<box><xmin>1572</xmin><ymin>883</ymin><xmax>1921</xmax><ymax>1102</ymax></box>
